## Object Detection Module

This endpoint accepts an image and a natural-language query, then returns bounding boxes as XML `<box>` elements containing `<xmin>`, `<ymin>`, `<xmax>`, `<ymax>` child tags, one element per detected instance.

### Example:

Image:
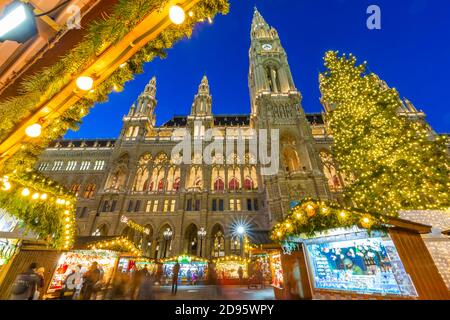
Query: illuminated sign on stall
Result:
<box><xmin>120</xmin><ymin>215</ymin><xmax>150</xmax><ymax>235</ymax></box>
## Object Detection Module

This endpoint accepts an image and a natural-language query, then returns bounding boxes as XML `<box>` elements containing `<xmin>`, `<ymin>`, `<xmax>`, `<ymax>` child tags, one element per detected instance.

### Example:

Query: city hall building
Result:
<box><xmin>35</xmin><ymin>10</ymin><xmax>426</xmax><ymax>259</ymax></box>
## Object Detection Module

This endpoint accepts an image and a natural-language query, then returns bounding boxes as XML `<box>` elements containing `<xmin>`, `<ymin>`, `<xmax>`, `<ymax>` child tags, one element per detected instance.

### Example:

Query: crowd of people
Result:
<box><xmin>9</xmin><ymin>260</ymin><xmax>267</xmax><ymax>300</ymax></box>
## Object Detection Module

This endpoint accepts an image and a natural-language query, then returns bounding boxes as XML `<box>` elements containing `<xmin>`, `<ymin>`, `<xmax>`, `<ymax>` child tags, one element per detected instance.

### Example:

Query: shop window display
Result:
<box><xmin>47</xmin><ymin>250</ymin><xmax>119</xmax><ymax>293</ymax></box>
<box><xmin>305</xmin><ymin>237</ymin><xmax>418</xmax><ymax>297</ymax></box>
<box><xmin>270</xmin><ymin>253</ymin><xmax>284</xmax><ymax>289</ymax></box>
<box><xmin>162</xmin><ymin>256</ymin><xmax>208</xmax><ymax>284</ymax></box>
<box><xmin>215</xmin><ymin>261</ymin><xmax>248</xmax><ymax>280</ymax></box>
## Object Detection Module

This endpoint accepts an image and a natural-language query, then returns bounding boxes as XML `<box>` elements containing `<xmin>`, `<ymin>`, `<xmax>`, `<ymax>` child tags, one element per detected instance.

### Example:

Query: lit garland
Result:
<box><xmin>120</xmin><ymin>215</ymin><xmax>150</xmax><ymax>235</ymax></box>
<box><xmin>212</xmin><ymin>256</ymin><xmax>251</xmax><ymax>264</ymax></box>
<box><xmin>0</xmin><ymin>0</ymin><xmax>229</xmax><ymax>248</ymax></box>
<box><xmin>0</xmin><ymin>172</ymin><xmax>76</xmax><ymax>249</ymax></box>
<box><xmin>159</xmin><ymin>255</ymin><xmax>209</xmax><ymax>264</ymax></box>
<box><xmin>88</xmin><ymin>237</ymin><xmax>141</xmax><ymax>256</ymax></box>
<box><xmin>319</xmin><ymin>51</ymin><xmax>450</xmax><ymax>215</ymax></box>
<box><xmin>0</xmin><ymin>0</ymin><xmax>230</xmax><ymax>176</ymax></box>
<box><xmin>271</xmin><ymin>199</ymin><xmax>387</xmax><ymax>241</ymax></box>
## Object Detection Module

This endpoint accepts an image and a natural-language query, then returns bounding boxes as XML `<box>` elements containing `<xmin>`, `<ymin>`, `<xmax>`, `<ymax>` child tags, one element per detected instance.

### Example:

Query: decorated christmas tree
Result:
<box><xmin>319</xmin><ymin>51</ymin><xmax>450</xmax><ymax>215</ymax></box>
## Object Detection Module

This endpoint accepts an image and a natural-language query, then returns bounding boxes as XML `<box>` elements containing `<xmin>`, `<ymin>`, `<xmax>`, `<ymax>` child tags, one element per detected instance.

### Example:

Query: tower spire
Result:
<box><xmin>190</xmin><ymin>75</ymin><xmax>212</xmax><ymax>116</ymax></box>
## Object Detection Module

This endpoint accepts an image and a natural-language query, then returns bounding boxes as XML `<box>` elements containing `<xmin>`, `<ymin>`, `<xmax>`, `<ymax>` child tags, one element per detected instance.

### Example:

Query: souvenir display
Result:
<box><xmin>306</xmin><ymin>237</ymin><xmax>418</xmax><ymax>297</ymax></box>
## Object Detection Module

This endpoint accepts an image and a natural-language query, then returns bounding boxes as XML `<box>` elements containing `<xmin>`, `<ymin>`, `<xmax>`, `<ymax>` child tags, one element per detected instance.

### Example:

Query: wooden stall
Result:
<box><xmin>275</xmin><ymin>218</ymin><xmax>449</xmax><ymax>300</ymax></box>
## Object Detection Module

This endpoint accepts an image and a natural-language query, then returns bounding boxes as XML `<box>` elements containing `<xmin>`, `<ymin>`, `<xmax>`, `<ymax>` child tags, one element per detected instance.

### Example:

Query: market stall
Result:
<box><xmin>161</xmin><ymin>255</ymin><xmax>208</xmax><ymax>285</ymax></box>
<box><xmin>271</xmin><ymin>199</ymin><xmax>450</xmax><ymax>300</ymax></box>
<box><xmin>46</xmin><ymin>250</ymin><xmax>119</xmax><ymax>298</ymax></box>
<box><xmin>117</xmin><ymin>256</ymin><xmax>156</xmax><ymax>274</ymax></box>
<box><xmin>213</xmin><ymin>256</ymin><xmax>250</xmax><ymax>285</ymax></box>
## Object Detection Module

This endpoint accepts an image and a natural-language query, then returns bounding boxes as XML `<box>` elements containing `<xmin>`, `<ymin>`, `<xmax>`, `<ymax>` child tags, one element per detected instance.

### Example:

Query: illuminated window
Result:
<box><xmin>152</xmin><ymin>200</ymin><xmax>159</xmax><ymax>212</ymax></box>
<box><xmin>70</xmin><ymin>184</ymin><xmax>81</xmax><ymax>196</ymax></box>
<box><xmin>163</xmin><ymin>200</ymin><xmax>170</xmax><ymax>212</ymax></box>
<box><xmin>38</xmin><ymin>162</ymin><xmax>50</xmax><ymax>171</ymax></box>
<box><xmin>145</xmin><ymin>200</ymin><xmax>152</xmax><ymax>213</ymax></box>
<box><xmin>229</xmin><ymin>199</ymin><xmax>241</xmax><ymax>212</ymax></box>
<box><xmin>83</xmin><ymin>184</ymin><xmax>96</xmax><ymax>198</ymax></box>
<box><xmin>93</xmin><ymin>160</ymin><xmax>106</xmax><ymax>171</ymax></box>
<box><xmin>170</xmin><ymin>200</ymin><xmax>176</xmax><ymax>212</ymax></box>
<box><xmin>66</xmin><ymin>161</ymin><xmax>77</xmax><ymax>171</ymax></box>
<box><xmin>52</xmin><ymin>161</ymin><xmax>64</xmax><ymax>171</ymax></box>
<box><xmin>80</xmin><ymin>161</ymin><xmax>91</xmax><ymax>170</ymax></box>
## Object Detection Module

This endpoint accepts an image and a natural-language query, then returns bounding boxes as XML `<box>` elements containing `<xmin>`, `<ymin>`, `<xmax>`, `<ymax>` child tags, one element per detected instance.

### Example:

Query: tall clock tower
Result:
<box><xmin>248</xmin><ymin>8</ymin><xmax>330</xmax><ymax>222</ymax></box>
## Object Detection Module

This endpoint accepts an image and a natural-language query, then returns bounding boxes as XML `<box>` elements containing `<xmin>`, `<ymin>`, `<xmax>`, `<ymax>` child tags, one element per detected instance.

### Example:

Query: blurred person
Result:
<box><xmin>192</xmin><ymin>271</ymin><xmax>197</xmax><ymax>285</ymax></box>
<box><xmin>186</xmin><ymin>268</ymin><xmax>192</xmax><ymax>285</ymax></box>
<box><xmin>81</xmin><ymin>261</ymin><xmax>101</xmax><ymax>300</ymax></box>
<box><xmin>238</xmin><ymin>266</ymin><xmax>244</xmax><ymax>285</ymax></box>
<box><xmin>171</xmin><ymin>262</ymin><xmax>180</xmax><ymax>295</ymax></box>
<box><xmin>9</xmin><ymin>263</ymin><xmax>41</xmax><ymax>300</ymax></box>
<box><xmin>34</xmin><ymin>267</ymin><xmax>45</xmax><ymax>300</ymax></box>
<box><xmin>60</xmin><ymin>265</ymin><xmax>82</xmax><ymax>300</ymax></box>
<box><xmin>137</xmin><ymin>270</ymin><xmax>155</xmax><ymax>300</ymax></box>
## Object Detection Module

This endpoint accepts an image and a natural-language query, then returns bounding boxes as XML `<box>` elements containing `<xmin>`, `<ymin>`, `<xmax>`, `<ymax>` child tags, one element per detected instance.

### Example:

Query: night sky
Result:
<box><xmin>65</xmin><ymin>0</ymin><xmax>450</xmax><ymax>139</ymax></box>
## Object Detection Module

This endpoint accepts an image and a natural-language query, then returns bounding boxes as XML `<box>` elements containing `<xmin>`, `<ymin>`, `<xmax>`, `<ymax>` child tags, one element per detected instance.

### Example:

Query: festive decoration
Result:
<box><xmin>120</xmin><ymin>215</ymin><xmax>150</xmax><ymax>235</ymax></box>
<box><xmin>0</xmin><ymin>0</ymin><xmax>230</xmax><ymax>176</ymax></box>
<box><xmin>0</xmin><ymin>0</ymin><xmax>229</xmax><ymax>249</ymax></box>
<box><xmin>212</xmin><ymin>255</ymin><xmax>251</xmax><ymax>264</ymax></box>
<box><xmin>271</xmin><ymin>199</ymin><xmax>387</xmax><ymax>241</ymax></box>
<box><xmin>319</xmin><ymin>51</ymin><xmax>450</xmax><ymax>215</ymax></box>
<box><xmin>0</xmin><ymin>172</ymin><xmax>76</xmax><ymax>249</ymax></box>
<box><xmin>88</xmin><ymin>237</ymin><xmax>141</xmax><ymax>256</ymax></box>
<box><xmin>159</xmin><ymin>254</ymin><xmax>208</xmax><ymax>264</ymax></box>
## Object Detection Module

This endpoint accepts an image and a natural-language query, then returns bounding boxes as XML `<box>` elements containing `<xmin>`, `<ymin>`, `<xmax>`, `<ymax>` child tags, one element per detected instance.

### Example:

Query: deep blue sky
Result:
<box><xmin>66</xmin><ymin>0</ymin><xmax>450</xmax><ymax>139</ymax></box>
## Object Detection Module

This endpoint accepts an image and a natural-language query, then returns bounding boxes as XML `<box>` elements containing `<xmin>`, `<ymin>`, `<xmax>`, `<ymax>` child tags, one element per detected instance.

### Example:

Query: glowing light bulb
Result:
<box><xmin>40</xmin><ymin>193</ymin><xmax>48</xmax><ymax>200</ymax></box>
<box><xmin>21</xmin><ymin>188</ymin><xmax>30</xmax><ymax>196</ymax></box>
<box><xmin>25</xmin><ymin>123</ymin><xmax>42</xmax><ymax>138</ymax></box>
<box><xmin>76</xmin><ymin>76</ymin><xmax>94</xmax><ymax>91</ymax></box>
<box><xmin>169</xmin><ymin>5</ymin><xmax>185</xmax><ymax>25</ymax></box>
<box><xmin>32</xmin><ymin>193</ymin><xmax>39</xmax><ymax>200</ymax></box>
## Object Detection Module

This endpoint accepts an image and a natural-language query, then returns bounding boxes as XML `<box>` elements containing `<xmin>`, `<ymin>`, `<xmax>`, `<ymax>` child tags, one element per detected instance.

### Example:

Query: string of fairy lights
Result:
<box><xmin>319</xmin><ymin>51</ymin><xmax>450</xmax><ymax>215</ymax></box>
<box><xmin>88</xmin><ymin>237</ymin><xmax>141</xmax><ymax>256</ymax></box>
<box><xmin>0</xmin><ymin>174</ymin><xmax>76</xmax><ymax>249</ymax></box>
<box><xmin>271</xmin><ymin>199</ymin><xmax>386</xmax><ymax>241</ymax></box>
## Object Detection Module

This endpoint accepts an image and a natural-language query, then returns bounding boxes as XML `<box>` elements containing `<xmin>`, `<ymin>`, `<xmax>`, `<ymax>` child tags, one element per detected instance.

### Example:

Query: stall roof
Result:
<box><xmin>387</xmin><ymin>217</ymin><xmax>432</xmax><ymax>234</ymax></box>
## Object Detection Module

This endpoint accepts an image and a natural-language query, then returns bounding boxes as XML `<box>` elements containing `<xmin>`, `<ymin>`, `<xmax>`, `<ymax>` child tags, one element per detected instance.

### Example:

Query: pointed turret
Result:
<box><xmin>190</xmin><ymin>75</ymin><xmax>212</xmax><ymax>116</ymax></box>
<box><xmin>251</xmin><ymin>7</ymin><xmax>274</xmax><ymax>40</ymax></box>
<box><xmin>120</xmin><ymin>76</ymin><xmax>157</xmax><ymax>141</ymax></box>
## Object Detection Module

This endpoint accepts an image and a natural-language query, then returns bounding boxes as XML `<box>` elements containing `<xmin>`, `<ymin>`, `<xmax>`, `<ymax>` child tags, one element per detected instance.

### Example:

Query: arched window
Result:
<box><xmin>320</xmin><ymin>150</ymin><xmax>343</xmax><ymax>191</ymax></box>
<box><xmin>173</xmin><ymin>178</ymin><xmax>180</xmax><ymax>191</ymax></box>
<box><xmin>283</xmin><ymin>147</ymin><xmax>301</xmax><ymax>173</ymax></box>
<box><xmin>243</xmin><ymin>178</ymin><xmax>254</xmax><ymax>190</ymax></box>
<box><xmin>230</xmin><ymin>236</ymin><xmax>241</xmax><ymax>255</ymax></box>
<box><xmin>84</xmin><ymin>184</ymin><xmax>96</xmax><ymax>198</ymax></box>
<box><xmin>212</xmin><ymin>229</ymin><xmax>225</xmax><ymax>258</ymax></box>
<box><xmin>228</xmin><ymin>178</ymin><xmax>240</xmax><ymax>191</ymax></box>
<box><xmin>214</xmin><ymin>178</ymin><xmax>225</xmax><ymax>191</ymax></box>
<box><xmin>158</xmin><ymin>179</ymin><xmax>165</xmax><ymax>192</ymax></box>
<box><xmin>92</xmin><ymin>224</ymin><xmax>108</xmax><ymax>236</ymax></box>
<box><xmin>184</xmin><ymin>224</ymin><xmax>198</xmax><ymax>256</ymax></box>
<box><xmin>70</xmin><ymin>184</ymin><xmax>81</xmax><ymax>196</ymax></box>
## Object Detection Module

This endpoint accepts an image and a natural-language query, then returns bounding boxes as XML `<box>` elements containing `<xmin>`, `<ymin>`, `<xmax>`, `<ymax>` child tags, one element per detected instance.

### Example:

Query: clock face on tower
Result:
<box><xmin>262</xmin><ymin>43</ymin><xmax>272</xmax><ymax>51</ymax></box>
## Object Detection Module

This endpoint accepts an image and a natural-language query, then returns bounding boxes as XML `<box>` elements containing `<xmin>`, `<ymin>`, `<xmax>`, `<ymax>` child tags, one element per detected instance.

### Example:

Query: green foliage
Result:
<box><xmin>0</xmin><ymin>171</ymin><xmax>76</xmax><ymax>248</ymax></box>
<box><xmin>271</xmin><ymin>199</ymin><xmax>387</xmax><ymax>241</ymax></box>
<box><xmin>0</xmin><ymin>0</ymin><xmax>230</xmax><ymax>247</ymax></box>
<box><xmin>320</xmin><ymin>51</ymin><xmax>450</xmax><ymax>215</ymax></box>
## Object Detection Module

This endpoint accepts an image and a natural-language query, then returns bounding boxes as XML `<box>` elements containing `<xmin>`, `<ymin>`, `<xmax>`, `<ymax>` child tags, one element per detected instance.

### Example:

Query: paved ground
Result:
<box><xmin>153</xmin><ymin>285</ymin><xmax>275</xmax><ymax>300</ymax></box>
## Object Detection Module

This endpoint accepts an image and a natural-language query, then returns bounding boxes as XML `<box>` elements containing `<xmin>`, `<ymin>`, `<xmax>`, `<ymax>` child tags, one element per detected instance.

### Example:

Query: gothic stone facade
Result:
<box><xmin>35</xmin><ymin>9</ymin><xmax>424</xmax><ymax>259</ymax></box>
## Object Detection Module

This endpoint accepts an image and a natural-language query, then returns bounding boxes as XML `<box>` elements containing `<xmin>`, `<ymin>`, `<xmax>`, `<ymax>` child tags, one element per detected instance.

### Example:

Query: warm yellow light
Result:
<box><xmin>25</xmin><ymin>123</ymin><xmax>42</xmax><ymax>138</ymax></box>
<box><xmin>1</xmin><ymin>181</ymin><xmax>11</xmax><ymax>191</ymax></box>
<box><xmin>21</xmin><ymin>188</ymin><xmax>30</xmax><ymax>196</ymax></box>
<box><xmin>40</xmin><ymin>193</ymin><xmax>48</xmax><ymax>200</ymax></box>
<box><xmin>76</xmin><ymin>76</ymin><xmax>94</xmax><ymax>91</ymax></box>
<box><xmin>169</xmin><ymin>5</ymin><xmax>185</xmax><ymax>25</ymax></box>
<box><xmin>362</xmin><ymin>217</ymin><xmax>370</xmax><ymax>223</ymax></box>
<box><xmin>339</xmin><ymin>211</ymin><xmax>346</xmax><ymax>218</ymax></box>
<box><xmin>188</xmin><ymin>11</ymin><xmax>194</xmax><ymax>17</ymax></box>
<box><xmin>32</xmin><ymin>193</ymin><xmax>40</xmax><ymax>200</ymax></box>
